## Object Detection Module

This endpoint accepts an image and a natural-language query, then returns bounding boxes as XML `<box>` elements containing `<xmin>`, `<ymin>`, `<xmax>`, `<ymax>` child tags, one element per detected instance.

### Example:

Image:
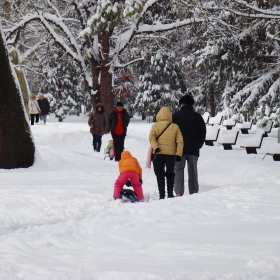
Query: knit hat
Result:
<box><xmin>116</xmin><ymin>101</ymin><xmax>124</xmax><ymax>107</ymax></box>
<box><xmin>179</xmin><ymin>95</ymin><xmax>194</xmax><ymax>105</ymax></box>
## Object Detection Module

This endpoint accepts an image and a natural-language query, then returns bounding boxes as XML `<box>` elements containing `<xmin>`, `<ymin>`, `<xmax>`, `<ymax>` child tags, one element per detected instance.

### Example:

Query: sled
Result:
<box><xmin>104</xmin><ymin>148</ymin><xmax>114</xmax><ymax>160</ymax></box>
<box><xmin>114</xmin><ymin>188</ymin><xmax>140</xmax><ymax>203</ymax></box>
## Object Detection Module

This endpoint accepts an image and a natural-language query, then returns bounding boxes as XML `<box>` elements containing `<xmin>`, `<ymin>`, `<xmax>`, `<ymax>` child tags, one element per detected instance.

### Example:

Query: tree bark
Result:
<box><xmin>91</xmin><ymin>30</ymin><xmax>114</xmax><ymax>118</ymax></box>
<box><xmin>0</xmin><ymin>26</ymin><xmax>34</xmax><ymax>169</ymax></box>
<box><xmin>209</xmin><ymin>85</ymin><xmax>215</xmax><ymax>117</ymax></box>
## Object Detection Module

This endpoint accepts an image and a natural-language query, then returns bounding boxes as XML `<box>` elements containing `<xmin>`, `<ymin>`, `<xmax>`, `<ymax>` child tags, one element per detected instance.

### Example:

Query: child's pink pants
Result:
<box><xmin>113</xmin><ymin>171</ymin><xmax>144</xmax><ymax>200</ymax></box>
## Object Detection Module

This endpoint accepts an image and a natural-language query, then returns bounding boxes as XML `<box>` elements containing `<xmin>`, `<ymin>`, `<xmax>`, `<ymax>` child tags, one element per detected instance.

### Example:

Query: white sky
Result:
<box><xmin>0</xmin><ymin>114</ymin><xmax>280</xmax><ymax>279</ymax></box>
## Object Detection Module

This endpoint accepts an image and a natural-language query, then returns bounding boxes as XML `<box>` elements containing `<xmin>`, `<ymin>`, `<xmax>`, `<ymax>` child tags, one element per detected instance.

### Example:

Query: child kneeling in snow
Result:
<box><xmin>113</xmin><ymin>150</ymin><xmax>144</xmax><ymax>201</ymax></box>
<box><xmin>105</xmin><ymin>139</ymin><xmax>114</xmax><ymax>160</ymax></box>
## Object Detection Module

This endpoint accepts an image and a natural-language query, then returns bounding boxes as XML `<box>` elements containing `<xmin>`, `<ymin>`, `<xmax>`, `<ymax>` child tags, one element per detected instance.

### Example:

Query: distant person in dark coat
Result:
<box><xmin>172</xmin><ymin>95</ymin><xmax>206</xmax><ymax>195</ymax></box>
<box><xmin>38</xmin><ymin>93</ymin><xmax>50</xmax><ymax>125</ymax></box>
<box><xmin>88</xmin><ymin>103</ymin><xmax>108</xmax><ymax>152</ymax></box>
<box><xmin>108</xmin><ymin>101</ymin><xmax>130</xmax><ymax>162</ymax></box>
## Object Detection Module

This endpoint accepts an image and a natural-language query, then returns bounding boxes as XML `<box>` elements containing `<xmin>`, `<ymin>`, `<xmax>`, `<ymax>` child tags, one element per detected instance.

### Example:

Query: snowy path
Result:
<box><xmin>0</xmin><ymin>116</ymin><xmax>280</xmax><ymax>279</ymax></box>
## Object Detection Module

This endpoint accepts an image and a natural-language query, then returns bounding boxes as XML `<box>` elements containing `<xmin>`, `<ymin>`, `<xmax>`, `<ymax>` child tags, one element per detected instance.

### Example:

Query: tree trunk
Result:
<box><xmin>209</xmin><ymin>85</ymin><xmax>215</xmax><ymax>117</ymax></box>
<box><xmin>91</xmin><ymin>30</ymin><xmax>114</xmax><ymax>118</ymax></box>
<box><xmin>0</xmin><ymin>25</ymin><xmax>34</xmax><ymax>169</ymax></box>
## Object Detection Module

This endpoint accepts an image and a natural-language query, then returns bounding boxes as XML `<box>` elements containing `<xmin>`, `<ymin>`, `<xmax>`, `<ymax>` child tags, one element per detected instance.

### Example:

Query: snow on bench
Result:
<box><xmin>208</xmin><ymin>113</ymin><xmax>223</xmax><ymax>126</ymax></box>
<box><xmin>239</xmin><ymin>120</ymin><xmax>253</xmax><ymax>134</ymax></box>
<box><xmin>260</xmin><ymin>120</ymin><xmax>273</xmax><ymax>137</ymax></box>
<box><xmin>202</xmin><ymin>112</ymin><xmax>210</xmax><ymax>125</ymax></box>
<box><xmin>240</xmin><ymin>130</ymin><xmax>265</xmax><ymax>154</ymax></box>
<box><xmin>265</xmin><ymin>143</ymin><xmax>280</xmax><ymax>161</ymax></box>
<box><xmin>205</xmin><ymin>124</ymin><xmax>220</xmax><ymax>146</ymax></box>
<box><xmin>218</xmin><ymin>127</ymin><xmax>240</xmax><ymax>150</ymax></box>
<box><xmin>222</xmin><ymin>119</ymin><xmax>236</xmax><ymax>130</ymax></box>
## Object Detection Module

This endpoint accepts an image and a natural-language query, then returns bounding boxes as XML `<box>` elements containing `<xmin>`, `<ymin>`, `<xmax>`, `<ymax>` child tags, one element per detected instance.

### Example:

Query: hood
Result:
<box><xmin>120</xmin><ymin>150</ymin><xmax>132</xmax><ymax>160</ymax></box>
<box><xmin>156</xmin><ymin>107</ymin><xmax>172</xmax><ymax>122</ymax></box>
<box><xmin>96</xmin><ymin>103</ymin><xmax>104</xmax><ymax>113</ymax></box>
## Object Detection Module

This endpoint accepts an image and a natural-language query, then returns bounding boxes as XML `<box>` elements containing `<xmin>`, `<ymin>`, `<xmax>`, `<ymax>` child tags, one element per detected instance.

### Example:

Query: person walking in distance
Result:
<box><xmin>149</xmin><ymin>107</ymin><xmax>183</xmax><ymax>199</ymax></box>
<box><xmin>108</xmin><ymin>101</ymin><xmax>130</xmax><ymax>162</ymax></box>
<box><xmin>37</xmin><ymin>93</ymin><xmax>50</xmax><ymax>125</ymax></box>
<box><xmin>28</xmin><ymin>93</ymin><xmax>41</xmax><ymax>125</ymax></box>
<box><xmin>172</xmin><ymin>95</ymin><xmax>206</xmax><ymax>195</ymax></box>
<box><xmin>88</xmin><ymin>103</ymin><xmax>108</xmax><ymax>152</ymax></box>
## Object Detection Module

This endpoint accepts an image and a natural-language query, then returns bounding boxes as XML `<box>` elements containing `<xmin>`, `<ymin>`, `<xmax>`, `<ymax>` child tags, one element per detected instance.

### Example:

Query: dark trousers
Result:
<box><xmin>152</xmin><ymin>154</ymin><xmax>175</xmax><ymax>199</ymax></box>
<box><xmin>92</xmin><ymin>134</ymin><xmax>102</xmax><ymax>151</ymax></box>
<box><xmin>30</xmin><ymin>114</ymin><xmax>39</xmax><ymax>125</ymax></box>
<box><xmin>112</xmin><ymin>133</ymin><xmax>126</xmax><ymax>161</ymax></box>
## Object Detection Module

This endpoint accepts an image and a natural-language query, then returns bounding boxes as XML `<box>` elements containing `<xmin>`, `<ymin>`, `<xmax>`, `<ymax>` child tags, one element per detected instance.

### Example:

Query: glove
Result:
<box><xmin>175</xmin><ymin>155</ymin><xmax>181</xmax><ymax>162</ymax></box>
<box><xmin>139</xmin><ymin>179</ymin><xmax>143</xmax><ymax>184</ymax></box>
<box><xmin>155</xmin><ymin>148</ymin><xmax>161</xmax><ymax>154</ymax></box>
<box><xmin>126</xmin><ymin>180</ymin><xmax>132</xmax><ymax>187</ymax></box>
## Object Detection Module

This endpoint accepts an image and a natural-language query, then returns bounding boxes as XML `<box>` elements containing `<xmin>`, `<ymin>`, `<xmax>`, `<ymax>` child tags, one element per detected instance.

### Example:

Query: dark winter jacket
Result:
<box><xmin>172</xmin><ymin>105</ymin><xmax>206</xmax><ymax>157</ymax></box>
<box><xmin>38</xmin><ymin>98</ymin><xmax>50</xmax><ymax>115</ymax></box>
<box><xmin>108</xmin><ymin>107</ymin><xmax>130</xmax><ymax>135</ymax></box>
<box><xmin>88</xmin><ymin>103</ymin><xmax>108</xmax><ymax>136</ymax></box>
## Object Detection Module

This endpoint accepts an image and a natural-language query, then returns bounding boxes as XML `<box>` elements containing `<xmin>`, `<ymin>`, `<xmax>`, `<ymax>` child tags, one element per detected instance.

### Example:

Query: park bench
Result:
<box><xmin>218</xmin><ymin>127</ymin><xmax>240</xmax><ymax>150</ymax></box>
<box><xmin>239</xmin><ymin>120</ymin><xmax>253</xmax><ymax>134</ymax></box>
<box><xmin>240</xmin><ymin>130</ymin><xmax>265</xmax><ymax>154</ymax></box>
<box><xmin>222</xmin><ymin>119</ymin><xmax>236</xmax><ymax>130</ymax></box>
<box><xmin>202</xmin><ymin>112</ymin><xmax>210</xmax><ymax>125</ymax></box>
<box><xmin>208</xmin><ymin>113</ymin><xmax>223</xmax><ymax>126</ymax></box>
<box><xmin>260</xmin><ymin>120</ymin><xmax>273</xmax><ymax>137</ymax></box>
<box><xmin>205</xmin><ymin>124</ymin><xmax>220</xmax><ymax>146</ymax></box>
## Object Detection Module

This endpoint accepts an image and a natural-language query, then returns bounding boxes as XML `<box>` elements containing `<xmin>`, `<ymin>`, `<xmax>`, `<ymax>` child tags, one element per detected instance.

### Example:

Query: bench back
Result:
<box><xmin>219</xmin><ymin>127</ymin><xmax>239</xmax><ymax>144</ymax></box>
<box><xmin>241</xmin><ymin>130</ymin><xmax>264</xmax><ymax>148</ymax></box>
<box><xmin>262</xmin><ymin>120</ymin><xmax>273</xmax><ymax>133</ymax></box>
<box><xmin>240</xmin><ymin>120</ymin><xmax>252</xmax><ymax>129</ymax></box>
<box><xmin>209</xmin><ymin>113</ymin><xmax>223</xmax><ymax>126</ymax></box>
<box><xmin>206</xmin><ymin>124</ymin><xmax>220</xmax><ymax>141</ymax></box>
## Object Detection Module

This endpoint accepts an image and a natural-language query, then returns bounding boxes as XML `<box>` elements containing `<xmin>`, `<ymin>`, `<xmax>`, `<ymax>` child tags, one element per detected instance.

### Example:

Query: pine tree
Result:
<box><xmin>135</xmin><ymin>49</ymin><xmax>183</xmax><ymax>119</ymax></box>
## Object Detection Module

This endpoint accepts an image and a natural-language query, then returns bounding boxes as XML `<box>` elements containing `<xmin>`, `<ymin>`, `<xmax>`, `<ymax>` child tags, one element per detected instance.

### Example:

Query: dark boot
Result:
<box><xmin>157</xmin><ymin>179</ymin><xmax>165</xmax><ymax>199</ymax></box>
<box><xmin>167</xmin><ymin>177</ymin><xmax>174</xmax><ymax>198</ymax></box>
<box><xmin>96</xmin><ymin>142</ymin><xmax>101</xmax><ymax>152</ymax></box>
<box><xmin>93</xmin><ymin>141</ymin><xmax>97</xmax><ymax>151</ymax></box>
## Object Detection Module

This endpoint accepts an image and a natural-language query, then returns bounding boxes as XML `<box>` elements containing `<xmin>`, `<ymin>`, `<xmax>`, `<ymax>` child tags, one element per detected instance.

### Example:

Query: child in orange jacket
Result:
<box><xmin>113</xmin><ymin>150</ymin><xmax>144</xmax><ymax>201</ymax></box>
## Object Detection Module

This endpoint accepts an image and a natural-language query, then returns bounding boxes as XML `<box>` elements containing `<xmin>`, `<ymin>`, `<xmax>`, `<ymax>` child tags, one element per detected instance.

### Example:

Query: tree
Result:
<box><xmin>2</xmin><ymin>0</ymin><xmax>204</xmax><ymax>117</ymax></box>
<box><xmin>0</xmin><ymin>23</ymin><xmax>34</xmax><ymax>169</ymax></box>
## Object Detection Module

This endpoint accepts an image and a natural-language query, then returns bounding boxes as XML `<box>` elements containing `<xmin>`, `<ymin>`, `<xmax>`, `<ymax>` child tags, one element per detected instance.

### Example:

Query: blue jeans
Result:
<box><xmin>40</xmin><ymin>114</ymin><xmax>48</xmax><ymax>124</ymax></box>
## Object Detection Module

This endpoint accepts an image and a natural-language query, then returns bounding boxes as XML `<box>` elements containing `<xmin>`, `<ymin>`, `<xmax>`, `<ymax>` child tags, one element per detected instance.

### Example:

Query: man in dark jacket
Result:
<box><xmin>172</xmin><ymin>95</ymin><xmax>206</xmax><ymax>195</ymax></box>
<box><xmin>38</xmin><ymin>93</ymin><xmax>50</xmax><ymax>125</ymax></box>
<box><xmin>108</xmin><ymin>101</ymin><xmax>130</xmax><ymax>161</ymax></box>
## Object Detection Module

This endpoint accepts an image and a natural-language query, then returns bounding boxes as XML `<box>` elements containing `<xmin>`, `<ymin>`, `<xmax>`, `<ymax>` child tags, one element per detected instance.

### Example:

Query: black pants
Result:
<box><xmin>30</xmin><ymin>114</ymin><xmax>39</xmax><ymax>125</ymax></box>
<box><xmin>112</xmin><ymin>133</ymin><xmax>126</xmax><ymax>161</ymax></box>
<box><xmin>152</xmin><ymin>154</ymin><xmax>175</xmax><ymax>198</ymax></box>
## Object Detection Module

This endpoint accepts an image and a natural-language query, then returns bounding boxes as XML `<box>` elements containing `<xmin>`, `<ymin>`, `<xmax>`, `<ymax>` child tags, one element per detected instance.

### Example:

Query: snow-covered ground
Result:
<box><xmin>0</xmin><ymin>114</ymin><xmax>280</xmax><ymax>280</ymax></box>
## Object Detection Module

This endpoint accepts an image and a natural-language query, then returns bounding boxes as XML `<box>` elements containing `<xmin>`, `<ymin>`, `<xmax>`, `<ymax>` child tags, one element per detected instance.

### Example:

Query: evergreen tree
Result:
<box><xmin>0</xmin><ymin>25</ymin><xmax>34</xmax><ymax>169</ymax></box>
<box><xmin>134</xmin><ymin>49</ymin><xmax>183</xmax><ymax>119</ymax></box>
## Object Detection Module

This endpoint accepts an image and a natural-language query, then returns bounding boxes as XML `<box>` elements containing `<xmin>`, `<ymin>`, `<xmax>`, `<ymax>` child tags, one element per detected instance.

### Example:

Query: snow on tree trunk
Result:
<box><xmin>0</xmin><ymin>24</ymin><xmax>34</xmax><ymax>169</ymax></box>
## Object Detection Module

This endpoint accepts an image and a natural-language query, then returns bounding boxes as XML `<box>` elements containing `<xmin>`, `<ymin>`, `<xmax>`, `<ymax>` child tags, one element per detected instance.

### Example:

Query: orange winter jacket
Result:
<box><xmin>118</xmin><ymin>151</ymin><xmax>142</xmax><ymax>179</ymax></box>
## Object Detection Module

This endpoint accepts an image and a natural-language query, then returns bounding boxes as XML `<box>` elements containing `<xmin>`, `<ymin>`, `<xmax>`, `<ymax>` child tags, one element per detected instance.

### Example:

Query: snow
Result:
<box><xmin>1</xmin><ymin>115</ymin><xmax>280</xmax><ymax>279</ymax></box>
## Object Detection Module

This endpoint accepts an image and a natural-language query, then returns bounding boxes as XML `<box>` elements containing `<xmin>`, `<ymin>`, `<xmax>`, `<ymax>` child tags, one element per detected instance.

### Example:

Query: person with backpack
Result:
<box><xmin>149</xmin><ymin>107</ymin><xmax>183</xmax><ymax>199</ymax></box>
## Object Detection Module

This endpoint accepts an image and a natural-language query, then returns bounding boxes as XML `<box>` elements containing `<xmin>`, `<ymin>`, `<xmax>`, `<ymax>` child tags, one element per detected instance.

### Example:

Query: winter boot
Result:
<box><xmin>157</xmin><ymin>179</ymin><xmax>165</xmax><ymax>199</ymax></box>
<box><xmin>167</xmin><ymin>177</ymin><xmax>175</xmax><ymax>198</ymax></box>
<box><xmin>93</xmin><ymin>140</ymin><xmax>97</xmax><ymax>151</ymax></box>
<box><xmin>96</xmin><ymin>142</ymin><xmax>101</xmax><ymax>152</ymax></box>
